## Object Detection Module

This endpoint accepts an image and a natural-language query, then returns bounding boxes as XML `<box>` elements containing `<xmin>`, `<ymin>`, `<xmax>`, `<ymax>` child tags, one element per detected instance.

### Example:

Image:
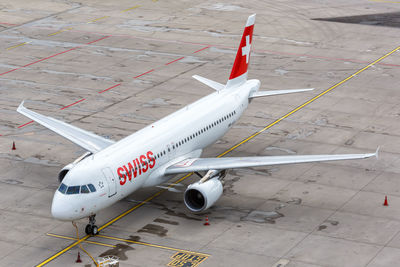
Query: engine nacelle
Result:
<box><xmin>184</xmin><ymin>177</ymin><xmax>223</xmax><ymax>212</ymax></box>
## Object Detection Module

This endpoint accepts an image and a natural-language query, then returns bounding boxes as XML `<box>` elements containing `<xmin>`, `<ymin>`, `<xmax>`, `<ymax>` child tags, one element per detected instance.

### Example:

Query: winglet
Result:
<box><xmin>17</xmin><ymin>100</ymin><xmax>25</xmax><ymax>112</ymax></box>
<box><xmin>375</xmin><ymin>146</ymin><xmax>380</xmax><ymax>159</ymax></box>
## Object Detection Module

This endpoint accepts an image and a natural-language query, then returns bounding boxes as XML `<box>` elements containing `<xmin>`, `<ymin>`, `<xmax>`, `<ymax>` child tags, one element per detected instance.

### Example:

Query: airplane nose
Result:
<box><xmin>51</xmin><ymin>191</ymin><xmax>76</xmax><ymax>221</ymax></box>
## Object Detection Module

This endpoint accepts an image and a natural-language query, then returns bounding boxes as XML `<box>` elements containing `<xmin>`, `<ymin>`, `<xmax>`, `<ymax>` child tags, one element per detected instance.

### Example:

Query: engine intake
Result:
<box><xmin>184</xmin><ymin>177</ymin><xmax>223</xmax><ymax>212</ymax></box>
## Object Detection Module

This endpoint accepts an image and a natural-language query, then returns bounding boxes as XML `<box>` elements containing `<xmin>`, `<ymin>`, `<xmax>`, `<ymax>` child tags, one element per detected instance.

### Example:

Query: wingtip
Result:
<box><xmin>17</xmin><ymin>100</ymin><xmax>25</xmax><ymax>112</ymax></box>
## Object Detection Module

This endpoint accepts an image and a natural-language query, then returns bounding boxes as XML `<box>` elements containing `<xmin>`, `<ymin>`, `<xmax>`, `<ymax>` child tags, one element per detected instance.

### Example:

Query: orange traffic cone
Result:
<box><xmin>12</xmin><ymin>141</ymin><xmax>16</xmax><ymax>150</ymax></box>
<box><xmin>76</xmin><ymin>251</ymin><xmax>82</xmax><ymax>263</ymax></box>
<box><xmin>204</xmin><ymin>216</ymin><xmax>210</xmax><ymax>226</ymax></box>
<box><xmin>383</xmin><ymin>196</ymin><xmax>389</xmax><ymax>206</ymax></box>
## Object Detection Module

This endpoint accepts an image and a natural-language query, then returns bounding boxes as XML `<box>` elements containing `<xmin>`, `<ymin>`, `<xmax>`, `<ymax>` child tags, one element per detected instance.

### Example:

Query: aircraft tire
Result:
<box><xmin>85</xmin><ymin>224</ymin><xmax>92</xmax><ymax>235</ymax></box>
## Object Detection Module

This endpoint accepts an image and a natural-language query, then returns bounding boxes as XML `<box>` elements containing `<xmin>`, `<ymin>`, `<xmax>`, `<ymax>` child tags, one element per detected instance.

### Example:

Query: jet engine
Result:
<box><xmin>58</xmin><ymin>152</ymin><xmax>91</xmax><ymax>182</ymax></box>
<box><xmin>184</xmin><ymin>174</ymin><xmax>223</xmax><ymax>212</ymax></box>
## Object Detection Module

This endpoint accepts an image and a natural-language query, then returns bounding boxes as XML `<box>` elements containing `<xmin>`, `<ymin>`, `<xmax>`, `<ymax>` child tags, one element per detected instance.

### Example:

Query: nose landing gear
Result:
<box><xmin>85</xmin><ymin>215</ymin><xmax>98</xmax><ymax>235</ymax></box>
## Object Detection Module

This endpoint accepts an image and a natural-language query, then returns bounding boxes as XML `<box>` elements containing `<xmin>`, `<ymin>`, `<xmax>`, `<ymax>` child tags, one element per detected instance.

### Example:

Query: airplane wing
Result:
<box><xmin>17</xmin><ymin>101</ymin><xmax>115</xmax><ymax>153</ymax></box>
<box><xmin>164</xmin><ymin>150</ymin><xmax>378</xmax><ymax>174</ymax></box>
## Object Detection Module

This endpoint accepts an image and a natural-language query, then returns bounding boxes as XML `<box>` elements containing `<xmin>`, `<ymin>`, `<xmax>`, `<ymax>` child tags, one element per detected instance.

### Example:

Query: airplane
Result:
<box><xmin>17</xmin><ymin>14</ymin><xmax>377</xmax><ymax>235</ymax></box>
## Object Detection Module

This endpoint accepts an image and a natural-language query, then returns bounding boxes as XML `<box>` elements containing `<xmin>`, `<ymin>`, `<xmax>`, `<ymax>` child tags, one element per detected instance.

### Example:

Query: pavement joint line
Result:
<box><xmin>34</xmin><ymin>45</ymin><xmax>400</xmax><ymax>266</ymax></box>
<box><xmin>121</xmin><ymin>5</ymin><xmax>141</xmax><ymax>12</ymax></box>
<box><xmin>47</xmin><ymin>233</ymin><xmax>116</xmax><ymax>248</ymax></box>
<box><xmin>97</xmin><ymin>234</ymin><xmax>211</xmax><ymax>257</ymax></box>
<box><xmin>6</xmin><ymin>41</ymin><xmax>30</xmax><ymax>50</ymax></box>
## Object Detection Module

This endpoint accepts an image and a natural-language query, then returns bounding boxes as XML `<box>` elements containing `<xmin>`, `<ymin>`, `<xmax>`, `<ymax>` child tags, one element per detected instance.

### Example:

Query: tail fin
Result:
<box><xmin>226</xmin><ymin>14</ymin><xmax>256</xmax><ymax>88</ymax></box>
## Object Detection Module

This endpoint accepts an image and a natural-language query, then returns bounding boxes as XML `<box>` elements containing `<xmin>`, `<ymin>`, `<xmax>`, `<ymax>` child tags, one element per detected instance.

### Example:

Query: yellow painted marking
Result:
<box><xmin>36</xmin><ymin>45</ymin><xmax>400</xmax><ymax>266</ymax></box>
<box><xmin>97</xmin><ymin>234</ymin><xmax>210</xmax><ymax>257</ymax></box>
<box><xmin>6</xmin><ymin>42</ymin><xmax>29</xmax><ymax>50</ymax></box>
<box><xmin>218</xmin><ymin>45</ymin><xmax>400</xmax><ymax>158</ymax></box>
<box><xmin>370</xmin><ymin>0</ymin><xmax>400</xmax><ymax>3</ymax></box>
<box><xmin>168</xmin><ymin>252</ymin><xmax>208</xmax><ymax>267</ymax></box>
<box><xmin>87</xmin><ymin>16</ymin><xmax>109</xmax><ymax>24</ymax></box>
<box><xmin>47</xmin><ymin>27</ymin><xmax>73</xmax><ymax>37</ymax></box>
<box><xmin>122</xmin><ymin>5</ymin><xmax>141</xmax><ymax>12</ymax></box>
<box><xmin>46</xmin><ymin>233</ymin><xmax>115</xmax><ymax>248</ymax></box>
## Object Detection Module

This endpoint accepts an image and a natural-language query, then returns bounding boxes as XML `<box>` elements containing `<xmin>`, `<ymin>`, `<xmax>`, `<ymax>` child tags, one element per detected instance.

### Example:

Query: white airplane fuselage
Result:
<box><xmin>51</xmin><ymin>79</ymin><xmax>260</xmax><ymax>220</ymax></box>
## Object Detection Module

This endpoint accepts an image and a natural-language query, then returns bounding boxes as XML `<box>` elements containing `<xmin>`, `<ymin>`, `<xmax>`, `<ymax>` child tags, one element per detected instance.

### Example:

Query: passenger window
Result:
<box><xmin>81</xmin><ymin>185</ymin><xmax>90</xmax><ymax>194</ymax></box>
<box><xmin>58</xmin><ymin>183</ymin><xmax>67</xmax><ymax>194</ymax></box>
<box><xmin>66</xmin><ymin>186</ymin><xmax>80</xmax><ymax>195</ymax></box>
<box><xmin>88</xmin><ymin>184</ymin><xmax>96</xmax><ymax>192</ymax></box>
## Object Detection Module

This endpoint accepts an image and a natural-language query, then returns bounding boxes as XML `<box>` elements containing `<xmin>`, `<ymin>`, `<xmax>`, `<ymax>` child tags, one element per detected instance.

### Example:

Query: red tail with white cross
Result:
<box><xmin>226</xmin><ymin>14</ymin><xmax>255</xmax><ymax>88</ymax></box>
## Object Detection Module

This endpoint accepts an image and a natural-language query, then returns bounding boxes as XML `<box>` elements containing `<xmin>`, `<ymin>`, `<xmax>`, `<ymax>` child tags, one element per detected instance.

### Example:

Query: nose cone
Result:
<box><xmin>51</xmin><ymin>191</ymin><xmax>77</xmax><ymax>221</ymax></box>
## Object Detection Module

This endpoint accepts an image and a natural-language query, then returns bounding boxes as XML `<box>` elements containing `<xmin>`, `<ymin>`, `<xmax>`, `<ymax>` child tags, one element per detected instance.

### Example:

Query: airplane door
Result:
<box><xmin>102</xmin><ymin>167</ymin><xmax>117</xmax><ymax>197</ymax></box>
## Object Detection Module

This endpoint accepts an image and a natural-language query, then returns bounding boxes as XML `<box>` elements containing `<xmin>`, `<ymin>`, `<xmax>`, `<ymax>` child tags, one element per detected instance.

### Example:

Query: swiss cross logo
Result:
<box><xmin>229</xmin><ymin>25</ymin><xmax>254</xmax><ymax>80</ymax></box>
<box><xmin>242</xmin><ymin>35</ymin><xmax>251</xmax><ymax>64</ymax></box>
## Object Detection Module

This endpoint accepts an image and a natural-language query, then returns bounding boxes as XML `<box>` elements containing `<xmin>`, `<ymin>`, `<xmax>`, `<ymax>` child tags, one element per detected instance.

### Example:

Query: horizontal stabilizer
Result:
<box><xmin>192</xmin><ymin>75</ymin><xmax>225</xmax><ymax>91</ymax></box>
<box><xmin>249</xmin><ymin>88</ymin><xmax>314</xmax><ymax>98</ymax></box>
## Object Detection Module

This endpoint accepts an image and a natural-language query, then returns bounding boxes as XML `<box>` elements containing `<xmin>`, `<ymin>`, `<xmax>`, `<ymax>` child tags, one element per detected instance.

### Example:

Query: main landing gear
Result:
<box><xmin>85</xmin><ymin>215</ymin><xmax>98</xmax><ymax>235</ymax></box>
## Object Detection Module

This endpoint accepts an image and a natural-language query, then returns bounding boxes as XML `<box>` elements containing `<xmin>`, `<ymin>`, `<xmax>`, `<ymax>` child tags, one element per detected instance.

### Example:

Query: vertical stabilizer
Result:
<box><xmin>226</xmin><ymin>14</ymin><xmax>256</xmax><ymax>88</ymax></box>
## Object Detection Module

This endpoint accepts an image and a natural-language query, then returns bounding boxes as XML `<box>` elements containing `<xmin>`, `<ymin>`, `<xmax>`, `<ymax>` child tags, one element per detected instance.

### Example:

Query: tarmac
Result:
<box><xmin>1</xmin><ymin>0</ymin><xmax>400</xmax><ymax>266</ymax></box>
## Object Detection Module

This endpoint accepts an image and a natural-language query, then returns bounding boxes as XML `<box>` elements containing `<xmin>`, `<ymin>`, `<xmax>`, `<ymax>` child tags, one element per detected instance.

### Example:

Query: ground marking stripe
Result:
<box><xmin>0</xmin><ymin>36</ymin><xmax>110</xmax><ymax>77</ymax></box>
<box><xmin>134</xmin><ymin>69</ymin><xmax>155</xmax><ymax>79</ymax></box>
<box><xmin>122</xmin><ymin>5</ymin><xmax>141</xmax><ymax>12</ymax></box>
<box><xmin>60</xmin><ymin>98</ymin><xmax>86</xmax><ymax>110</ymax></box>
<box><xmin>97</xmin><ymin>234</ymin><xmax>210</xmax><ymax>256</ymax></box>
<box><xmin>47</xmin><ymin>233</ymin><xmax>115</xmax><ymax>248</ymax></box>
<box><xmin>6</xmin><ymin>42</ymin><xmax>30</xmax><ymax>50</ymax></box>
<box><xmin>35</xmin><ymin>45</ymin><xmax>400</xmax><ymax>266</ymax></box>
<box><xmin>87</xmin><ymin>16</ymin><xmax>109</xmax><ymax>24</ymax></box>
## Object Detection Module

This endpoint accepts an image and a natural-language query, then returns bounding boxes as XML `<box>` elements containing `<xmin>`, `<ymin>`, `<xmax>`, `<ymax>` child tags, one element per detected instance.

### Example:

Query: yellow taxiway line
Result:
<box><xmin>47</xmin><ymin>27</ymin><xmax>74</xmax><ymax>37</ymax></box>
<box><xmin>47</xmin><ymin>233</ymin><xmax>116</xmax><ymax>248</ymax></box>
<box><xmin>87</xmin><ymin>16</ymin><xmax>110</xmax><ymax>24</ymax></box>
<box><xmin>6</xmin><ymin>42</ymin><xmax>30</xmax><ymax>50</ymax></box>
<box><xmin>36</xmin><ymin>45</ymin><xmax>400</xmax><ymax>266</ymax></box>
<box><xmin>121</xmin><ymin>5</ymin><xmax>141</xmax><ymax>12</ymax></box>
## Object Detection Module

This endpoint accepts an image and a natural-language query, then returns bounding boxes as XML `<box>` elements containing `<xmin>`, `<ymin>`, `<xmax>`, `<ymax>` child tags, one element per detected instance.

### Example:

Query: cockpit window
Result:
<box><xmin>58</xmin><ymin>183</ymin><xmax>67</xmax><ymax>194</ymax></box>
<box><xmin>88</xmin><ymin>184</ymin><xmax>96</xmax><ymax>192</ymax></box>
<box><xmin>80</xmin><ymin>185</ymin><xmax>90</xmax><ymax>194</ymax></box>
<box><xmin>66</xmin><ymin>186</ymin><xmax>80</xmax><ymax>195</ymax></box>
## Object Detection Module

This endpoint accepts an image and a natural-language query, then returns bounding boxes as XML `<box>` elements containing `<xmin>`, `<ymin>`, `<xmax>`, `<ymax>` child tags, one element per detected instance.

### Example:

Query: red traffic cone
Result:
<box><xmin>76</xmin><ymin>251</ymin><xmax>82</xmax><ymax>263</ymax></box>
<box><xmin>204</xmin><ymin>216</ymin><xmax>210</xmax><ymax>226</ymax></box>
<box><xmin>12</xmin><ymin>141</ymin><xmax>16</xmax><ymax>150</ymax></box>
<box><xmin>383</xmin><ymin>196</ymin><xmax>389</xmax><ymax>206</ymax></box>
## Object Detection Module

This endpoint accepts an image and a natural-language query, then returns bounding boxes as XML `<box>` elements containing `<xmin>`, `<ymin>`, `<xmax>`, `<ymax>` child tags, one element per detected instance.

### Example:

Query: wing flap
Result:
<box><xmin>165</xmin><ymin>151</ymin><xmax>377</xmax><ymax>174</ymax></box>
<box><xmin>17</xmin><ymin>101</ymin><xmax>115</xmax><ymax>153</ymax></box>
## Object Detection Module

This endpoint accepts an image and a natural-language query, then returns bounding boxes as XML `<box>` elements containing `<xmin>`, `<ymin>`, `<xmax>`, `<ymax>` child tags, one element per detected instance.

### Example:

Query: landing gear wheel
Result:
<box><xmin>85</xmin><ymin>224</ymin><xmax>92</xmax><ymax>235</ymax></box>
<box><xmin>85</xmin><ymin>214</ymin><xmax>99</xmax><ymax>235</ymax></box>
<box><xmin>91</xmin><ymin>225</ymin><xmax>98</xmax><ymax>235</ymax></box>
